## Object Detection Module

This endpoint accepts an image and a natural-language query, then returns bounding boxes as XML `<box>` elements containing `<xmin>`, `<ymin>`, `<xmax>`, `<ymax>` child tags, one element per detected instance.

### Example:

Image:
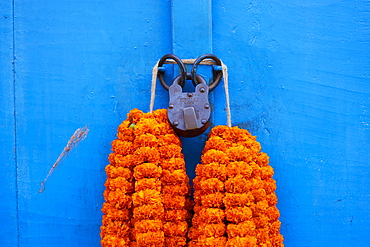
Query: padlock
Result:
<box><xmin>167</xmin><ymin>74</ymin><xmax>211</xmax><ymax>138</ymax></box>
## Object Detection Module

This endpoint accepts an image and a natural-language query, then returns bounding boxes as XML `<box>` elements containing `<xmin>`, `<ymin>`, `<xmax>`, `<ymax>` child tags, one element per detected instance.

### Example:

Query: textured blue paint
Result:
<box><xmin>1</xmin><ymin>0</ymin><xmax>370</xmax><ymax>246</ymax></box>
<box><xmin>0</xmin><ymin>1</ymin><xmax>18</xmax><ymax>246</ymax></box>
<box><xmin>8</xmin><ymin>1</ymin><xmax>171</xmax><ymax>246</ymax></box>
<box><xmin>213</xmin><ymin>0</ymin><xmax>370</xmax><ymax>246</ymax></box>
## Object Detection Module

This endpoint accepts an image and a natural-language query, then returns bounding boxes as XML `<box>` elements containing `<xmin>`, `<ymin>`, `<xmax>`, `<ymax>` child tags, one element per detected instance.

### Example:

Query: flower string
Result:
<box><xmin>101</xmin><ymin>109</ymin><xmax>190</xmax><ymax>247</ymax></box>
<box><xmin>189</xmin><ymin>125</ymin><xmax>284</xmax><ymax>246</ymax></box>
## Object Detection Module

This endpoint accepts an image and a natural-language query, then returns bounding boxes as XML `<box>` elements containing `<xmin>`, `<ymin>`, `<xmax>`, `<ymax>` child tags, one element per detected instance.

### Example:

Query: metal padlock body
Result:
<box><xmin>168</xmin><ymin>75</ymin><xmax>210</xmax><ymax>138</ymax></box>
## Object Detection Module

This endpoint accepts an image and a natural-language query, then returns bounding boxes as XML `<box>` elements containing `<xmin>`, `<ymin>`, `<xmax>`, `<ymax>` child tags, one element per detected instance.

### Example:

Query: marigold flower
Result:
<box><xmin>109</xmin><ymin>153</ymin><xmax>137</xmax><ymax>169</ymax></box>
<box><xmin>101</xmin><ymin>236</ymin><xmax>131</xmax><ymax>247</ymax></box>
<box><xmin>224</xmin><ymin>175</ymin><xmax>252</xmax><ymax>193</ymax></box>
<box><xmin>195</xmin><ymin>236</ymin><xmax>227</xmax><ymax>246</ymax></box>
<box><xmin>152</xmin><ymin>108</ymin><xmax>168</xmax><ymax>123</ymax></box>
<box><xmin>223</xmin><ymin>192</ymin><xmax>254</xmax><ymax>208</ymax></box>
<box><xmin>203</xmin><ymin>136</ymin><xmax>230</xmax><ymax>152</ymax></box>
<box><xmin>111</xmin><ymin>140</ymin><xmax>134</xmax><ymax>156</ymax></box>
<box><xmin>161</xmin><ymin>169</ymin><xmax>189</xmax><ymax>184</ymax></box>
<box><xmin>256</xmin><ymin>152</ymin><xmax>269</xmax><ymax>167</ymax></box>
<box><xmin>164</xmin><ymin>209</ymin><xmax>191</xmax><ymax>222</ymax></box>
<box><xmin>196</xmin><ymin>208</ymin><xmax>225</xmax><ymax>224</ymax></box>
<box><xmin>226</xmin><ymin>221</ymin><xmax>256</xmax><ymax>238</ymax></box>
<box><xmin>189</xmin><ymin>223</ymin><xmax>226</xmax><ymax>238</ymax></box>
<box><xmin>195</xmin><ymin>163</ymin><xmax>227</xmax><ymax>181</ymax></box>
<box><xmin>162</xmin><ymin>184</ymin><xmax>190</xmax><ymax>196</ymax></box>
<box><xmin>134</xmin><ymin>118</ymin><xmax>162</xmax><ymax>136</ymax></box>
<box><xmin>266</xmin><ymin>206</ymin><xmax>280</xmax><ymax>222</ymax></box>
<box><xmin>133</xmin><ymin>163</ymin><xmax>162</xmax><ymax>180</ymax></box>
<box><xmin>270</xmin><ymin>233</ymin><xmax>284</xmax><ymax>246</ymax></box>
<box><xmin>117</xmin><ymin>132</ymin><xmax>135</xmax><ymax>142</ymax></box>
<box><xmin>133</xmin><ymin>147</ymin><xmax>161</xmax><ymax>164</ymax></box>
<box><xmin>192</xmin><ymin>205</ymin><xmax>203</xmax><ymax>214</ymax></box>
<box><xmin>201</xmin><ymin>149</ymin><xmax>229</xmax><ymax>164</ymax></box>
<box><xmin>253</xmin><ymin>215</ymin><xmax>270</xmax><ymax>228</ymax></box>
<box><xmin>226</xmin><ymin>236</ymin><xmax>257</xmax><ymax>247</ymax></box>
<box><xmin>226</xmin><ymin>161</ymin><xmax>253</xmax><ymax>179</ymax></box>
<box><xmin>133</xmin><ymin>133</ymin><xmax>158</xmax><ymax>148</ymax></box>
<box><xmin>158</xmin><ymin>134</ymin><xmax>182</xmax><ymax>147</ymax></box>
<box><xmin>100</xmin><ymin>220</ymin><xmax>131</xmax><ymax>237</ymax></box>
<box><xmin>102</xmin><ymin>205</ymin><xmax>131</xmax><ymax>221</ymax></box>
<box><xmin>164</xmin><ymin>221</ymin><xmax>188</xmax><ymax>236</ymax></box>
<box><xmin>260</xmin><ymin>165</ymin><xmax>274</xmax><ymax>179</ymax></box>
<box><xmin>135</xmin><ymin>178</ymin><xmax>161</xmax><ymax>191</ymax></box>
<box><xmin>133</xmin><ymin>203</ymin><xmax>164</xmax><ymax>221</ymax></box>
<box><xmin>158</xmin><ymin>144</ymin><xmax>183</xmax><ymax>159</ymax></box>
<box><xmin>164</xmin><ymin>237</ymin><xmax>187</xmax><ymax>247</ymax></box>
<box><xmin>132</xmin><ymin>189</ymin><xmax>162</xmax><ymax>206</ymax></box>
<box><xmin>255</xmin><ymin>227</ymin><xmax>270</xmax><ymax>243</ymax></box>
<box><xmin>134</xmin><ymin>220</ymin><xmax>163</xmax><ymax>233</ymax></box>
<box><xmin>269</xmin><ymin>220</ymin><xmax>282</xmax><ymax>234</ymax></box>
<box><xmin>225</xmin><ymin>206</ymin><xmax>253</xmax><ymax>223</ymax></box>
<box><xmin>105</xmin><ymin>165</ymin><xmax>132</xmax><ymax>180</ymax></box>
<box><xmin>200</xmin><ymin>192</ymin><xmax>225</xmax><ymax>208</ymax></box>
<box><xmin>127</xmin><ymin>108</ymin><xmax>144</xmax><ymax>122</ymax></box>
<box><xmin>103</xmin><ymin>191</ymin><xmax>132</xmax><ymax>208</ymax></box>
<box><xmin>199</xmin><ymin>178</ymin><xmax>225</xmax><ymax>193</ymax></box>
<box><xmin>266</xmin><ymin>193</ymin><xmax>278</xmax><ymax>206</ymax></box>
<box><xmin>118</xmin><ymin>120</ymin><xmax>134</xmax><ymax>137</ymax></box>
<box><xmin>251</xmin><ymin>189</ymin><xmax>267</xmax><ymax>202</ymax></box>
<box><xmin>163</xmin><ymin>194</ymin><xmax>186</xmax><ymax>209</ymax></box>
<box><xmin>263</xmin><ymin>177</ymin><xmax>277</xmax><ymax>194</ymax></box>
<box><xmin>104</xmin><ymin>177</ymin><xmax>133</xmax><ymax>192</ymax></box>
<box><xmin>135</xmin><ymin>231</ymin><xmax>164</xmax><ymax>246</ymax></box>
<box><xmin>226</xmin><ymin>146</ymin><xmax>252</xmax><ymax>162</ymax></box>
<box><xmin>160</xmin><ymin>157</ymin><xmax>185</xmax><ymax>171</ymax></box>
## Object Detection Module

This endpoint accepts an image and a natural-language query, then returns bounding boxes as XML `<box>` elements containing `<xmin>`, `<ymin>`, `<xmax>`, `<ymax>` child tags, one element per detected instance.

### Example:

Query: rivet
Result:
<box><xmin>199</xmin><ymin>87</ymin><xmax>206</xmax><ymax>93</ymax></box>
<box><xmin>173</xmin><ymin>121</ymin><xmax>179</xmax><ymax>126</ymax></box>
<box><xmin>201</xmin><ymin>119</ymin><xmax>207</xmax><ymax>124</ymax></box>
<box><xmin>204</xmin><ymin>103</ymin><xmax>210</xmax><ymax>109</ymax></box>
<box><xmin>168</xmin><ymin>103</ymin><xmax>174</xmax><ymax>109</ymax></box>
<box><xmin>187</xmin><ymin>92</ymin><xmax>193</xmax><ymax>97</ymax></box>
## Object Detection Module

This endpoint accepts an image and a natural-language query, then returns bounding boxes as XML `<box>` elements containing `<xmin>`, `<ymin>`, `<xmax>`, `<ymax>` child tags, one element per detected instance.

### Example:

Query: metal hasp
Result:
<box><xmin>158</xmin><ymin>53</ymin><xmax>221</xmax><ymax>138</ymax></box>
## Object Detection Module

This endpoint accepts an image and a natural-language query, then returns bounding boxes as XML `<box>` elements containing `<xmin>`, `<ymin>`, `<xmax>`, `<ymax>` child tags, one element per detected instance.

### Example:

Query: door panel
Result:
<box><xmin>213</xmin><ymin>1</ymin><xmax>370</xmax><ymax>246</ymax></box>
<box><xmin>1</xmin><ymin>0</ymin><xmax>370</xmax><ymax>246</ymax></box>
<box><xmin>13</xmin><ymin>1</ymin><xmax>171</xmax><ymax>246</ymax></box>
<box><xmin>0</xmin><ymin>1</ymin><xmax>18</xmax><ymax>246</ymax></box>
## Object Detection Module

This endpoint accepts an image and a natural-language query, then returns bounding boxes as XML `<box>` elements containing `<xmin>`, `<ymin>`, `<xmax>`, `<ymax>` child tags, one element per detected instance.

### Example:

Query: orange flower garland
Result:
<box><xmin>189</xmin><ymin>125</ymin><xmax>284</xmax><ymax>246</ymax></box>
<box><xmin>101</xmin><ymin>109</ymin><xmax>190</xmax><ymax>247</ymax></box>
<box><xmin>101</xmin><ymin>109</ymin><xmax>284</xmax><ymax>246</ymax></box>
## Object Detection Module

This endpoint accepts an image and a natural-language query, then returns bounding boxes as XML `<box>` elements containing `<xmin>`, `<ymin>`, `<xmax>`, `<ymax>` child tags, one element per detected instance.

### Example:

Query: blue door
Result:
<box><xmin>1</xmin><ymin>1</ymin><xmax>369</xmax><ymax>246</ymax></box>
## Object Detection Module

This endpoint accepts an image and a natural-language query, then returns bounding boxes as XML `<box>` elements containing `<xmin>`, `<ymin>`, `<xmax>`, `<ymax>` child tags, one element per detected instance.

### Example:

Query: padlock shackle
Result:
<box><xmin>158</xmin><ymin>54</ymin><xmax>187</xmax><ymax>91</ymax></box>
<box><xmin>191</xmin><ymin>54</ymin><xmax>223</xmax><ymax>91</ymax></box>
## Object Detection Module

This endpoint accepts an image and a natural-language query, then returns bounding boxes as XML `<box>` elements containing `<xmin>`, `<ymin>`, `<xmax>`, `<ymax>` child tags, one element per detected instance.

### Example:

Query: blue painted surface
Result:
<box><xmin>212</xmin><ymin>1</ymin><xmax>370</xmax><ymax>246</ymax></box>
<box><xmin>1</xmin><ymin>0</ymin><xmax>369</xmax><ymax>246</ymax></box>
<box><xmin>0</xmin><ymin>1</ymin><xmax>18</xmax><ymax>246</ymax></box>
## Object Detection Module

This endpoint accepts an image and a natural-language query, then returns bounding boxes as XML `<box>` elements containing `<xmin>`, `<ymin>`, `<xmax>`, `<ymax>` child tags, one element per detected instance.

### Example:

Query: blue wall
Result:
<box><xmin>1</xmin><ymin>1</ymin><xmax>369</xmax><ymax>246</ymax></box>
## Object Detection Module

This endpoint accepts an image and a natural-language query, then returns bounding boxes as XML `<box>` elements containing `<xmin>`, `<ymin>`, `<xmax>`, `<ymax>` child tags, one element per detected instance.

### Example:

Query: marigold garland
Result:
<box><xmin>101</xmin><ymin>109</ymin><xmax>284</xmax><ymax>246</ymax></box>
<box><xmin>189</xmin><ymin>125</ymin><xmax>284</xmax><ymax>247</ymax></box>
<box><xmin>101</xmin><ymin>109</ymin><xmax>190</xmax><ymax>247</ymax></box>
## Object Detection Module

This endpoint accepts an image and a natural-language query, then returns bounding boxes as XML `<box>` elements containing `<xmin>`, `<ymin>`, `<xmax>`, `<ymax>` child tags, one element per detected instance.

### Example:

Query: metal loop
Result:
<box><xmin>158</xmin><ymin>54</ymin><xmax>186</xmax><ymax>91</ymax></box>
<box><xmin>191</xmin><ymin>54</ymin><xmax>223</xmax><ymax>91</ymax></box>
